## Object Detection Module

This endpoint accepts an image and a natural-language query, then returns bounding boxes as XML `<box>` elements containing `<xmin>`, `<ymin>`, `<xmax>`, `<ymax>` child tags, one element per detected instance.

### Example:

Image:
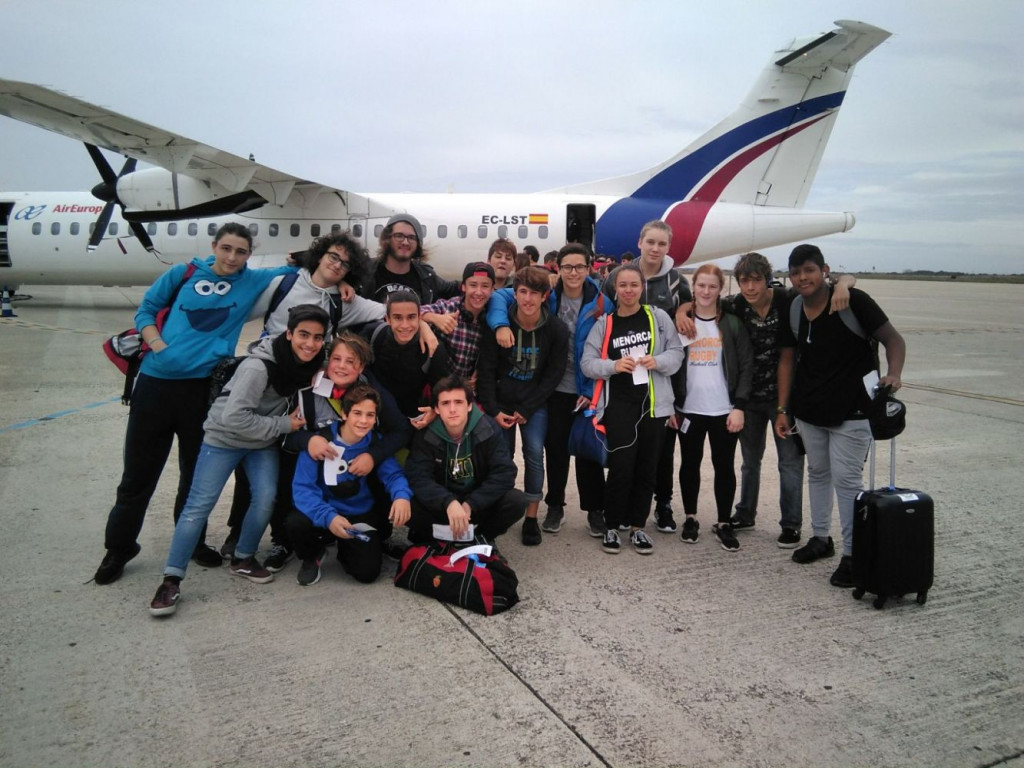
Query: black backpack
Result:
<box><xmin>207</xmin><ymin>356</ymin><xmax>274</xmax><ymax>407</ymax></box>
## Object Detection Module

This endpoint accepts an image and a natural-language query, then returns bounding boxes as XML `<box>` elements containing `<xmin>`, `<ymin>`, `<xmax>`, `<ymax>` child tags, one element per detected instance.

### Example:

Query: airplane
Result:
<box><xmin>0</xmin><ymin>20</ymin><xmax>890</xmax><ymax>292</ymax></box>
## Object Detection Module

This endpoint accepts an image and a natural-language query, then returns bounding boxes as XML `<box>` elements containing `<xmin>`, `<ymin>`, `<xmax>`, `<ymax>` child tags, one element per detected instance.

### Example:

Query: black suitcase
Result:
<box><xmin>852</xmin><ymin>438</ymin><xmax>934</xmax><ymax>609</ymax></box>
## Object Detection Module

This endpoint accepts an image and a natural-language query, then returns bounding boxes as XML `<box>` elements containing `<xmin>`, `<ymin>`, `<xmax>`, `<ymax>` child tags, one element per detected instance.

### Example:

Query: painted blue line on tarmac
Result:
<box><xmin>0</xmin><ymin>397</ymin><xmax>120</xmax><ymax>434</ymax></box>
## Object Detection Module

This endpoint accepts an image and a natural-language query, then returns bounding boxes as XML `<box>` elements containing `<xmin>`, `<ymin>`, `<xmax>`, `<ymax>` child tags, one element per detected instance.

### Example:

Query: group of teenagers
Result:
<box><xmin>88</xmin><ymin>212</ymin><xmax>905</xmax><ymax>618</ymax></box>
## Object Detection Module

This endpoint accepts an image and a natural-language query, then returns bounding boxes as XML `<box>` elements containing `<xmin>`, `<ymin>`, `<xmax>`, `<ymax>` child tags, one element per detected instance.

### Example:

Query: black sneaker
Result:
<box><xmin>630</xmin><ymin>529</ymin><xmax>654</xmax><ymax>554</ymax></box>
<box><xmin>220</xmin><ymin>529</ymin><xmax>239</xmax><ymax>559</ymax></box>
<box><xmin>587</xmin><ymin>510</ymin><xmax>607</xmax><ymax>538</ymax></box>
<box><xmin>777</xmin><ymin>528</ymin><xmax>801</xmax><ymax>549</ymax></box>
<box><xmin>94</xmin><ymin>543</ymin><xmax>142</xmax><ymax>585</ymax></box>
<box><xmin>521</xmin><ymin>517</ymin><xmax>542</xmax><ymax>546</ymax></box>
<box><xmin>792</xmin><ymin>536</ymin><xmax>835</xmax><ymax>564</ymax></box>
<box><xmin>149</xmin><ymin>578</ymin><xmax>181</xmax><ymax>617</ymax></box>
<box><xmin>713</xmin><ymin>523</ymin><xmax>740</xmax><ymax>552</ymax></box>
<box><xmin>602</xmin><ymin>529</ymin><xmax>621</xmax><ymax>554</ymax></box>
<box><xmin>680</xmin><ymin>517</ymin><xmax>700</xmax><ymax>543</ymax></box>
<box><xmin>541</xmin><ymin>506</ymin><xmax>564</xmax><ymax>533</ymax></box>
<box><xmin>655</xmin><ymin>505</ymin><xmax>678</xmax><ymax>533</ymax></box>
<box><xmin>297</xmin><ymin>554</ymin><xmax>323</xmax><ymax>586</ymax></box>
<box><xmin>264</xmin><ymin>544</ymin><xmax>293</xmax><ymax>573</ymax></box>
<box><xmin>229</xmin><ymin>556</ymin><xmax>274</xmax><ymax>584</ymax></box>
<box><xmin>381</xmin><ymin>538</ymin><xmax>409</xmax><ymax>562</ymax></box>
<box><xmin>728</xmin><ymin>514</ymin><xmax>755</xmax><ymax>532</ymax></box>
<box><xmin>830</xmin><ymin>555</ymin><xmax>854</xmax><ymax>588</ymax></box>
<box><xmin>192</xmin><ymin>542</ymin><xmax>224</xmax><ymax>568</ymax></box>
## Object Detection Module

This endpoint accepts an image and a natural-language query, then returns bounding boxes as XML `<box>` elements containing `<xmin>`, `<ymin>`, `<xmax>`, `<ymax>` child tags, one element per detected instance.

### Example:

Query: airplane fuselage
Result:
<box><xmin>0</xmin><ymin>189</ymin><xmax>853</xmax><ymax>288</ymax></box>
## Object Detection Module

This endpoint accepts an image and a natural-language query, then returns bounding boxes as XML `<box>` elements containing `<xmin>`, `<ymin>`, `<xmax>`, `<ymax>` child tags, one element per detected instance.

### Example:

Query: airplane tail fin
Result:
<box><xmin>555</xmin><ymin>20</ymin><xmax>891</xmax><ymax>208</ymax></box>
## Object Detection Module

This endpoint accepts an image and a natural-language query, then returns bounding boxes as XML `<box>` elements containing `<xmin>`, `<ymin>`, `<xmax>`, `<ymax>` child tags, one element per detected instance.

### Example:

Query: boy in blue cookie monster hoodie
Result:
<box><xmin>287</xmin><ymin>384</ymin><xmax>412</xmax><ymax>586</ymax></box>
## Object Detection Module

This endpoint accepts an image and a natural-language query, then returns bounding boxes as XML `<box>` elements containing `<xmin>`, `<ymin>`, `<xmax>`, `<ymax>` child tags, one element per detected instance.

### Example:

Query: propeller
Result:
<box><xmin>84</xmin><ymin>144</ymin><xmax>157</xmax><ymax>254</ymax></box>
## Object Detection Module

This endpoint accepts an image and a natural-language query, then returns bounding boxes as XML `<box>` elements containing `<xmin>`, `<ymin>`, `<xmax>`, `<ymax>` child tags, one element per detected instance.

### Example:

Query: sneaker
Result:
<box><xmin>602</xmin><ymin>529</ymin><xmax>621</xmax><ymax>554</ymax></box>
<box><xmin>381</xmin><ymin>538</ymin><xmax>409</xmax><ymax>562</ymax></box>
<box><xmin>655</xmin><ymin>506</ymin><xmax>678</xmax><ymax>533</ymax></box>
<box><xmin>777</xmin><ymin>528</ymin><xmax>801</xmax><ymax>549</ymax></box>
<box><xmin>630</xmin><ymin>529</ymin><xmax>654</xmax><ymax>554</ymax></box>
<box><xmin>792</xmin><ymin>536</ymin><xmax>835</xmax><ymax>564</ymax></box>
<box><xmin>617</xmin><ymin>523</ymin><xmax>630</xmax><ymax>531</ymax></box>
<box><xmin>680</xmin><ymin>517</ymin><xmax>700</xmax><ymax>543</ymax></box>
<box><xmin>229</xmin><ymin>556</ymin><xmax>274</xmax><ymax>584</ymax></box>
<box><xmin>830</xmin><ymin>555</ymin><xmax>854</xmax><ymax>588</ymax></box>
<box><xmin>728</xmin><ymin>514</ymin><xmax>755</xmax><ymax>532</ymax></box>
<box><xmin>541</xmin><ymin>506</ymin><xmax>564</xmax><ymax>533</ymax></box>
<box><xmin>713</xmin><ymin>523</ymin><xmax>740</xmax><ymax>552</ymax></box>
<box><xmin>297</xmin><ymin>554</ymin><xmax>323</xmax><ymax>586</ymax></box>
<box><xmin>264</xmin><ymin>544</ymin><xmax>293</xmax><ymax>573</ymax></box>
<box><xmin>219</xmin><ymin>529</ymin><xmax>239</xmax><ymax>559</ymax></box>
<box><xmin>192</xmin><ymin>542</ymin><xmax>224</xmax><ymax>568</ymax></box>
<box><xmin>94</xmin><ymin>543</ymin><xmax>142</xmax><ymax>585</ymax></box>
<box><xmin>587</xmin><ymin>510</ymin><xmax>607</xmax><ymax>538</ymax></box>
<box><xmin>521</xmin><ymin>517</ymin><xmax>542</xmax><ymax>546</ymax></box>
<box><xmin>149</xmin><ymin>579</ymin><xmax>180</xmax><ymax>617</ymax></box>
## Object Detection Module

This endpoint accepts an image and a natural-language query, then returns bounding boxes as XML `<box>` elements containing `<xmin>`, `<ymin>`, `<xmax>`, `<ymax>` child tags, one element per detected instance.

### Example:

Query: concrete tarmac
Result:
<box><xmin>1</xmin><ymin>279</ymin><xmax>1022</xmax><ymax>768</ymax></box>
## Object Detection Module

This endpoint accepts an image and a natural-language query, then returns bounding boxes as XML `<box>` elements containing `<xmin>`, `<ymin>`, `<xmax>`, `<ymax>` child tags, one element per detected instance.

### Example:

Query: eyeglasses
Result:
<box><xmin>391</xmin><ymin>232</ymin><xmax>419</xmax><ymax>243</ymax></box>
<box><xmin>559</xmin><ymin>264</ymin><xmax>589</xmax><ymax>273</ymax></box>
<box><xmin>324</xmin><ymin>252</ymin><xmax>351</xmax><ymax>269</ymax></box>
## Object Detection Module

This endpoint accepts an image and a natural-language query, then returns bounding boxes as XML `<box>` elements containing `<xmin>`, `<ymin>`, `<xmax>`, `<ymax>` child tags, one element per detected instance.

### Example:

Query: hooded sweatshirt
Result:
<box><xmin>137</xmin><ymin>256</ymin><xmax>294</xmax><ymax>380</ymax></box>
<box><xmin>476</xmin><ymin>305</ymin><xmax>569</xmax><ymax>418</ymax></box>
<box><xmin>292</xmin><ymin>421</ymin><xmax>411</xmax><ymax>530</ymax></box>
<box><xmin>202</xmin><ymin>335</ymin><xmax>320</xmax><ymax>450</ymax></box>
<box><xmin>253</xmin><ymin>268</ymin><xmax>385</xmax><ymax>338</ymax></box>
<box><xmin>603</xmin><ymin>255</ymin><xmax>692</xmax><ymax>315</ymax></box>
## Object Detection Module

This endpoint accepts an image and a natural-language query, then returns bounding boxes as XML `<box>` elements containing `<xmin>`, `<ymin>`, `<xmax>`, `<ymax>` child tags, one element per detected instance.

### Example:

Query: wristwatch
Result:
<box><xmin>776</xmin><ymin>406</ymin><xmax>790</xmax><ymax>415</ymax></box>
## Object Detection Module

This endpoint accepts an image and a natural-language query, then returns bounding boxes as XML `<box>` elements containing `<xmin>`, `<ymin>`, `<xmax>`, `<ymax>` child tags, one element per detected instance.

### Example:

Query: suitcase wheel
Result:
<box><xmin>872</xmin><ymin>595</ymin><xmax>887</xmax><ymax>610</ymax></box>
<box><xmin>852</xmin><ymin>588</ymin><xmax>865</xmax><ymax>600</ymax></box>
<box><xmin>916</xmin><ymin>591</ymin><xmax>928</xmax><ymax>605</ymax></box>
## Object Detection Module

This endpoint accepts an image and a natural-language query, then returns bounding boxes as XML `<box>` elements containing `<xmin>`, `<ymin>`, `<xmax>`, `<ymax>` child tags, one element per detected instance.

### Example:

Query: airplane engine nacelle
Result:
<box><xmin>113</xmin><ymin>168</ymin><xmax>266</xmax><ymax>222</ymax></box>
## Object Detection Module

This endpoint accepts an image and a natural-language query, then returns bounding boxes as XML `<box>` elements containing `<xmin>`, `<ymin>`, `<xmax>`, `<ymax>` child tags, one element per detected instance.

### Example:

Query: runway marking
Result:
<box><xmin>903</xmin><ymin>382</ymin><xmax>1024</xmax><ymax>407</ymax></box>
<box><xmin>0</xmin><ymin>397</ymin><xmax>120</xmax><ymax>434</ymax></box>
<box><xmin>0</xmin><ymin>317</ymin><xmax>110</xmax><ymax>335</ymax></box>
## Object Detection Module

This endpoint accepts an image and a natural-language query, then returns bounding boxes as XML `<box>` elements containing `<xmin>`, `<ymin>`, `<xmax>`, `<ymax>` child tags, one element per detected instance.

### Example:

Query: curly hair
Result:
<box><xmin>298</xmin><ymin>232</ymin><xmax>372</xmax><ymax>293</ymax></box>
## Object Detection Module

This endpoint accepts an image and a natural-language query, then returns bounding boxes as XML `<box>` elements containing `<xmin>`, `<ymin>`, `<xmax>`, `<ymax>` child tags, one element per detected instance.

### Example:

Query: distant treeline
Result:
<box><xmin>847</xmin><ymin>271</ymin><xmax>1024</xmax><ymax>284</ymax></box>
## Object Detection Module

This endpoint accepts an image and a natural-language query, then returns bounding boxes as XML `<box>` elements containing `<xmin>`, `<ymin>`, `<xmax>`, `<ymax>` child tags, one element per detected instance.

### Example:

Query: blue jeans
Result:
<box><xmin>796</xmin><ymin>418</ymin><xmax>872</xmax><ymax>556</ymax></box>
<box><xmin>501</xmin><ymin>407</ymin><xmax>548</xmax><ymax>502</ymax></box>
<box><xmin>164</xmin><ymin>443</ymin><xmax>279</xmax><ymax>578</ymax></box>
<box><xmin>734</xmin><ymin>401</ymin><xmax>805</xmax><ymax>530</ymax></box>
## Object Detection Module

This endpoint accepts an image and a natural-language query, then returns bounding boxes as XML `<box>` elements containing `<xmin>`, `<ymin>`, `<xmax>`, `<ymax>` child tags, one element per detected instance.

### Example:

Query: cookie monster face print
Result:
<box><xmin>181</xmin><ymin>279</ymin><xmax>237</xmax><ymax>331</ymax></box>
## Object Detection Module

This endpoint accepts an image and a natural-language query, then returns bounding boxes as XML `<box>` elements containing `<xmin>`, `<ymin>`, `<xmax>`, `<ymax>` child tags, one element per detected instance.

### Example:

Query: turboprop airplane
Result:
<box><xmin>0</xmin><ymin>20</ymin><xmax>890</xmax><ymax>292</ymax></box>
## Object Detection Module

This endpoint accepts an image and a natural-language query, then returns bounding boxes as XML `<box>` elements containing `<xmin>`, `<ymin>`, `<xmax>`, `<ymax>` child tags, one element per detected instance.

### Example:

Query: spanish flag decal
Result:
<box><xmin>528</xmin><ymin>213</ymin><xmax>549</xmax><ymax>225</ymax></box>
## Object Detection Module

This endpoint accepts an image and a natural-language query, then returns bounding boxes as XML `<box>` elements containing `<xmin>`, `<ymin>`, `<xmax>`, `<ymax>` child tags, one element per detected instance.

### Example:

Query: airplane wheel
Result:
<box><xmin>872</xmin><ymin>595</ymin><xmax>887</xmax><ymax>610</ymax></box>
<box><xmin>852</xmin><ymin>588</ymin><xmax>865</xmax><ymax>600</ymax></box>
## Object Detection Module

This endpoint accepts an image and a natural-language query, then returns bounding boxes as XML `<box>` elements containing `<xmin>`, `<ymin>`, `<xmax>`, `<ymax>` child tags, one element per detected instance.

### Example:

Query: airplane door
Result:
<box><xmin>0</xmin><ymin>203</ymin><xmax>12</xmax><ymax>267</ymax></box>
<box><xmin>565</xmin><ymin>203</ymin><xmax>595</xmax><ymax>250</ymax></box>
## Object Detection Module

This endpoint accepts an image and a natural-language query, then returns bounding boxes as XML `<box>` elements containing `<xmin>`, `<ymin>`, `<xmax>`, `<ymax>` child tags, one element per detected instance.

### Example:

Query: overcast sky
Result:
<box><xmin>1</xmin><ymin>0</ymin><xmax>1022</xmax><ymax>273</ymax></box>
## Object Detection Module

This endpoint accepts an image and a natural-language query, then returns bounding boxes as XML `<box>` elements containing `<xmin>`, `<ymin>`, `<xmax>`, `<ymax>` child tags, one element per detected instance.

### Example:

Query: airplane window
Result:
<box><xmin>518</xmin><ymin>226</ymin><xmax>528</xmax><ymax>239</ymax></box>
<box><xmin>167</xmin><ymin>223</ymin><xmax>177</xmax><ymax>236</ymax></box>
<box><xmin>437</xmin><ymin>225</ymin><xmax>447</xmax><ymax>238</ymax></box>
<box><xmin>148</xmin><ymin>223</ymin><xmax>158</xmax><ymax>236</ymax></box>
<box><xmin>188</xmin><ymin>223</ymin><xmax>198</xmax><ymax>236</ymax></box>
<box><xmin>269</xmin><ymin>223</ymin><xmax>279</xmax><ymax>237</ymax></box>
<box><xmin>51</xmin><ymin>222</ymin><xmax>60</xmax><ymax>235</ymax></box>
<box><xmin>290</xmin><ymin>223</ymin><xmax>300</xmax><ymax>238</ymax></box>
<box><xmin>373</xmin><ymin>225</ymin><xmax>383</xmax><ymax>238</ymax></box>
<box><xmin>331</xmin><ymin>224</ymin><xmax>341</xmax><ymax>234</ymax></box>
<box><xmin>457</xmin><ymin>225</ymin><xmax>467</xmax><ymax>239</ymax></box>
<box><xmin>311</xmin><ymin>224</ymin><xmax>321</xmax><ymax>237</ymax></box>
<box><xmin>498</xmin><ymin>225</ymin><xmax>508</xmax><ymax>239</ymax></box>
<box><xmin>109</xmin><ymin>222</ymin><xmax>118</xmax><ymax>235</ymax></box>
<box><xmin>208</xmin><ymin>223</ymin><xmax>218</xmax><ymax>237</ymax></box>
<box><xmin>32</xmin><ymin>223</ymin><xmax>41</xmax><ymax>235</ymax></box>
<box><xmin>477</xmin><ymin>225</ymin><xmax>488</xmax><ymax>239</ymax></box>
<box><xmin>70</xmin><ymin>222</ymin><xmax>80</xmax><ymax>236</ymax></box>
<box><xmin>352</xmin><ymin>224</ymin><xmax>363</xmax><ymax>237</ymax></box>
<box><xmin>249</xmin><ymin>224</ymin><xmax>258</xmax><ymax>237</ymax></box>
<box><xmin>538</xmin><ymin>226</ymin><xmax>548</xmax><ymax>239</ymax></box>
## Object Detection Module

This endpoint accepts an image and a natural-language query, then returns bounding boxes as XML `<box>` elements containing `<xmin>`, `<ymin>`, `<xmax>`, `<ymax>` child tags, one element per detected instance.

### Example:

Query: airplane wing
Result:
<box><xmin>0</xmin><ymin>78</ymin><xmax>327</xmax><ymax>207</ymax></box>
